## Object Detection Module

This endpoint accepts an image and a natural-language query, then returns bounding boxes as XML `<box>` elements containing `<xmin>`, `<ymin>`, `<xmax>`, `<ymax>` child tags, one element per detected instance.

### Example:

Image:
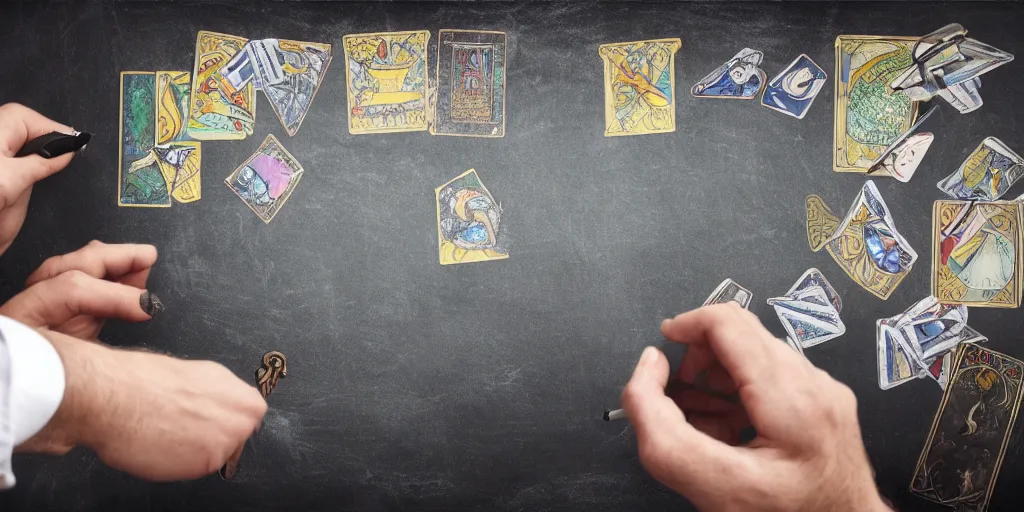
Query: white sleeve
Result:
<box><xmin>0</xmin><ymin>316</ymin><xmax>66</xmax><ymax>489</ymax></box>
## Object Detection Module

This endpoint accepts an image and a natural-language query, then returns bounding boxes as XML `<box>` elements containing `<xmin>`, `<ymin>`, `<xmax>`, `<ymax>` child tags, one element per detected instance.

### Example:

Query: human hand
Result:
<box><xmin>0</xmin><ymin>103</ymin><xmax>78</xmax><ymax>255</ymax></box>
<box><xmin>0</xmin><ymin>241</ymin><xmax>160</xmax><ymax>340</ymax></box>
<box><xmin>18</xmin><ymin>329</ymin><xmax>268</xmax><ymax>481</ymax></box>
<box><xmin>621</xmin><ymin>303</ymin><xmax>889</xmax><ymax>512</ymax></box>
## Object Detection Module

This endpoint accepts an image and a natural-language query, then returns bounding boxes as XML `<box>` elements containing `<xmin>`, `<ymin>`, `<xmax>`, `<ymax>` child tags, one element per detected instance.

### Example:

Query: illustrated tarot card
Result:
<box><xmin>262</xmin><ymin>39</ymin><xmax>333</xmax><ymax>136</ymax></box>
<box><xmin>599</xmin><ymin>38</ymin><xmax>681</xmax><ymax>137</ymax></box>
<box><xmin>834</xmin><ymin>36</ymin><xmax>919</xmax><ymax>173</ymax></box>
<box><xmin>784</xmin><ymin>268</ymin><xmax>843</xmax><ymax>312</ymax></box>
<box><xmin>155</xmin><ymin>71</ymin><xmax>195</xmax><ymax>144</ymax></box>
<box><xmin>932</xmin><ymin>200</ymin><xmax>1023</xmax><ymax>308</ymax></box>
<box><xmin>343</xmin><ymin>30</ymin><xmax>430</xmax><ymax>134</ymax></box>
<box><xmin>118</xmin><ymin>72</ymin><xmax>169</xmax><ymax>207</ymax></box>
<box><xmin>691</xmin><ymin>48</ymin><xmax>766</xmax><ymax>100</ymax></box>
<box><xmin>435</xmin><ymin>169</ymin><xmax>508</xmax><ymax>265</ymax></box>
<box><xmin>877</xmin><ymin>317</ymin><xmax>926</xmax><ymax>390</ymax></box>
<box><xmin>224</xmin><ymin>134</ymin><xmax>304</xmax><ymax>223</ymax></box>
<box><xmin>767</xmin><ymin>285</ymin><xmax>845</xmax><ymax>348</ymax></box>
<box><xmin>432</xmin><ymin>30</ymin><xmax>507</xmax><ymax>138</ymax></box>
<box><xmin>187</xmin><ymin>31</ymin><xmax>255</xmax><ymax>140</ymax></box>
<box><xmin>806</xmin><ymin>181</ymin><xmax>918</xmax><ymax>299</ymax></box>
<box><xmin>866</xmin><ymin>107</ymin><xmax>936</xmax><ymax>183</ymax></box>
<box><xmin>702</xmin><ymin>278</ymin><xmax>752</xmax><ymax>308</ymax></box>
<box><xmin>911</xmin><ymin>344</ymin><xmax>1024</xmax><ymax>511</ymax></box>
<box><xmin>760</xmin><ymin>54</ymin><xmax>827</xmax><ymax>119</ymax></box>
<box><xmin>125</xmin><ymin>142</ymin><xmax>202</xmax><ymax>204</ymax></box>
<box><xmin>937</xmin><ymin>137</ymin><xmax>1024</xmax><ymax>201</ymax></box>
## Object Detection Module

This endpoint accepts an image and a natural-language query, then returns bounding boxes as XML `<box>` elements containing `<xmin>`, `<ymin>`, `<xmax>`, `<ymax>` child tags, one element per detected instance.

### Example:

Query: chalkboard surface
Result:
<box><xmin>2</xmin><ymin>2</ymin><xmax>1023</xmax><ymax>511</ymax></box>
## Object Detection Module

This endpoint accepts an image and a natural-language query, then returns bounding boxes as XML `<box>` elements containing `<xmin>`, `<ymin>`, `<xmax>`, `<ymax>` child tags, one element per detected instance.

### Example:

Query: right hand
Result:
<box><xmin>621</xmin><ymin>303</ymin><xmax>889</xmax><ymax>512</ymax></box>
<box><xmin>0</xmin><ymin>103</ymin><xmax>78</xmax><ymax>256</ymax></box>
<box><xmin>19</xmin><ymin>329</ymin><xmax>268</xmax><ymax>481</ymax></box>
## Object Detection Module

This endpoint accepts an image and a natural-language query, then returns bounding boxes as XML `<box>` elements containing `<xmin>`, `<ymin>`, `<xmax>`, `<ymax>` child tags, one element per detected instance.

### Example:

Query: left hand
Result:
<box><xmin>0</xmin><ymin>241</ymin><xmax>159</xmax><ymax>340</ymax></box>
<box><xmin>0</xmin><ymin>103</ymin><xmax>78</xmax><ymax>255</ymax></box>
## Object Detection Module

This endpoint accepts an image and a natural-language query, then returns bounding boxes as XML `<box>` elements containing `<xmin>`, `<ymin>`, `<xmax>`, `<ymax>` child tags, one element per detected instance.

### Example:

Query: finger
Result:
<box><xmin>621</xmin><ymin>347</ymin><xmax>742</xmax><ymax>490</ymax></box>
<box><xmin>5</xmin><ymin>271</ymin><xmax>153</xmax><ymax>328</ymax></box>
<box><xmin>117</xmin><ymin>268</ymin><xmax>152</xmax><ymax>290</ymax></box>
<box><xmin>0</xmin><ymin>103</ymin><xmax>73</xmax><ymax>157</ymax></box>
<box><xmin>661</xmin><ymin>304</ymin><xmax>788</xmax><ymax>388</ymax></box>
<box><xmin>0</xmin><ymin>153</ymin><xmax>75</xmax><ymax>197</ymax></box>
<box><xmin>27</xmin><ymin>241</ymin><xmax>158</xmax><ymax>286</ymax></box>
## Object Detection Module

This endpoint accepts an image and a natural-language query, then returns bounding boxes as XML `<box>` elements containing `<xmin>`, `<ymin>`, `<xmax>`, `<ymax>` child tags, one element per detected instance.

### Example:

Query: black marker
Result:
<box><xmin>15</xmin><ymin>131</ymin><xmax>92</xmax><ymax>158</ymax></box>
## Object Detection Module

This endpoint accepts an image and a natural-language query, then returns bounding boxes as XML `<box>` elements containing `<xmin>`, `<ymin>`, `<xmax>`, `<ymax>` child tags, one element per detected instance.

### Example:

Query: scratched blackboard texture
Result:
<box><xmin>1</xmin><ymin>2</ymin><xmax>1024</xmax><ymax>511</ymax></box>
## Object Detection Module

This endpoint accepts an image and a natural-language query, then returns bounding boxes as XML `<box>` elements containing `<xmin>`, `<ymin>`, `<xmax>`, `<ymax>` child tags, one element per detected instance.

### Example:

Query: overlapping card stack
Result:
<box><xmin>767</xmin><ymin>269</ymin><xmax>845</xmax><ymax>354</ymax></box>
<box><xmin>876</xmin><ymin>296</ymin><xmax>987</xmax><ymax>390</ymax></box>
<box><xmin>806</xmin><ymin>181</ymin><xmax>917</xmax><ymax>300</ymax></box>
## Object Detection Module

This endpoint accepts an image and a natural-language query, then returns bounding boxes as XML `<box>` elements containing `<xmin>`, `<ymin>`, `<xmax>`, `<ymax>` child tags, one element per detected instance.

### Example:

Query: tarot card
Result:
<box><xmin>599</xmin><ymin>38</ymin><xmax>681</xmax><ymax>137</ymax></box>
<box><xmin>866</xmin><ymin>107</ymin><xmax>936</xmax><ymax>183</ymax></box>
<box><xmin>877</xmin><ymin>318</ymin><xmax>927</xmax><ymax>390</ymax></box>
<box><xmin>911</xmin><ymin>344</ymin><xmax>1024</xmax><ymax>511</ymax></box>
<box><xmin>691</xmin><ymin>48</ymin><xmax>766</xmax><ymax>100</ymax></box>
<box><xmin>262</xmin><ymin>39</ymin><xmax>333</xmax><ymax>136</ymax></box>
<box><xmin>927</xmin><ymin>351</ymin><xmax>954</xmax><ymax>390</ymax></box>
<box><xmin>118</xmin><ymin>72</ymin><xmax>169</xmax><ymax>208</ymax></box>
<box><xmin>938</xmin><ymin>138</ymin><xmax>1024</xmax><ymax>201</ymax></box>
<box><xmin>785</xmin><ymin>268</ymin><xmax>843</xmax><ymax>312</ymax></box>
<box><xmin>224</xmin><ymin>134</ymin><xmax>304</xmax><ymax>223</ymax></box>
<box><xmin>890</xmin><ymin>23</ymin><xmax>1014</xmax><ymax>114</ymax></box>
<box><xmin>767</xmin><ymin>285</ymin><xmax>846</xmax><ymax>348</ymax></box>
<box><xmin>805</xmin><ymin>194</ymin><xmax>840</xmax><ymax>252</ymax></box>
<box><xmin>702</xmin><ymin>278</ymin><xmax>752</xmax><ymax>308</ymax></box>
<box><xmin>932</xmin><ymin>200</ymin><xmax>1023</xmax><ymax>308</ymax></box>
<box><xmin>893</xmin><ymin>296</ymin><xmax>983</xmax><ymax>363</ymax></box>
<box><xmin>432</xmin><ymin>30</ymin><xmax>507</xmax><ymax>138</ymax></box>
<box><xmin>187</xmin><ymin>31</ymin><xmax>256</xmax><ymax>140</ymax></box>
<box><xmin>435</xmin><ymin>169</ymin><xmax>508</xmax><ymax>265</ymax></box>
<box><xmin>834</xmin><ymin>36</ymin><xmax>919</xmax><ymax>173</ymax></box>
<box><xmin>806</xmin><ymin>181</ymin><xmax>918</xmax><ymax>300</ymax></box>
<box><xmin>127</xmin><ymin>142</ymin><xmax>202</xmax><ymax>204</ymax></box>
<box><xmin>760</xmin><ymin>54</ymin><xmax>827</xmax><ymax>119</ymax></box>
<box><xmin>782</xmin><ymin>336</ymin><xmax>805</xmax><ymax>356</ymax></box>
<box><xmin>343</xmin><ymin>30</ymin><xmax>430</xmax><ymax>134</ymax></box>
<box><xmin>155</xmin><ymin>71</ymin><xmax>195</xmax><ymax>144</ymax></box>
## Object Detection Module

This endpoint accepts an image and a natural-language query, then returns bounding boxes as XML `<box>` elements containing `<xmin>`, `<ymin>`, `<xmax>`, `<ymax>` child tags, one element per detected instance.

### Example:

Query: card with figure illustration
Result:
<box><xmin>435</xmin><ymin>169</ymin><xmax>508</xmax><ymax>265</ymax></box>
<box><xmin>433</xmin><ymin>30</ymin><xmax>507</xmax><ymax>137</ymax></box>
<box><xmin>156</xmin><ymin>71</ymin><xmax>195</xmax><ymax>144</ymax></box>
<box><xmin>806</xmin><ymin>181</ymin><xmax>918</xmax><ymax>299</ymax></box>
<box><xmin>761</xmin><ymin>54</ymin><xmax>827</xmax><ymax>119</ymax></box>
<box><xmin>187</xmin><ymin>31</ymin><xmax>256</xmax><ymax>140</ymax></box>
<box><xmin>343</xmin><ymin>30</ymin><xmax>430</xmax><ymax>134</ymax></box>
<box><xmin>834</xmin><ymin>35</ymin><xmax>919</xmax><ymax>173</ymax></box>
<box><xmin>599</xmin><ymin>38</ymin><xmax>681</xmax><ymax>136</ymax></box>
<box><xmin>264</xmin><ymin>39</ymin><xmax>333</xmax><ymax>136</ymax></box>
<box><xmin>119</xmin><ymin>72</ymin><xmax>170</xmax><ymax>207</ymax></box>
<box><xmin>938</xmin><ymin>137</ymin><xmax>1024</xmax><ymax>201</ymax></box>
<box><xmin>932</xmin><ymin>200</ymin><xmax>1023</xmax><ymax>308</ymax></box>
<box><xmin>225</xmin><ymin>135</ymin><xmax>304</xmax><ymax>223</ymax></box>
<box><xmin>911</xmin><ymin>344</ymin><xmax>1024</xmax><ymax>511</ymax></box>
<box><xmin>692</xmin><ymin>48</ymin><xmax>766</xmax><ymax>100</ymax></box>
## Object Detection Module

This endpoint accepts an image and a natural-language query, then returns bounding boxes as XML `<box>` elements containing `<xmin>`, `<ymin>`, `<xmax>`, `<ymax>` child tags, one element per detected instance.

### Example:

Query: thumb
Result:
<box><xmin>620</xmin><ymin>347</ymin><xmax>743</xmax><ymax>495</ymax></box>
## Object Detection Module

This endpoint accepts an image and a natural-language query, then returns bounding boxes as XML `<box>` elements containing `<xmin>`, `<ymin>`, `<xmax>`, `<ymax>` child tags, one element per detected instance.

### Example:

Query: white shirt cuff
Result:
<box><xmin>0</xmin><ymin>316</ymin><xmax>66</xmax><ymax>489</ymax></box>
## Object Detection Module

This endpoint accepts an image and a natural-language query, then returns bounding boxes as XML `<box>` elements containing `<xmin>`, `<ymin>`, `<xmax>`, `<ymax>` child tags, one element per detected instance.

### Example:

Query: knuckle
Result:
<box><xmin>0</xmin><ymin>102</ymin><xmax>24</xmax><ymax>115</ymax></box>
<box><xmin>57</xmin><ymin>268</ymin><xmax>89</xmax><ymax>288</ymax></box>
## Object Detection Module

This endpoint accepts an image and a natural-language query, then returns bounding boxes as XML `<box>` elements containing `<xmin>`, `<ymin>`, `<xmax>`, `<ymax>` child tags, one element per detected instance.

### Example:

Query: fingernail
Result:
<box><xmin>640</xmin><ymin>346</ymin><xmax>658</xmax><ymax>366</ymax></box>
<box><xmin>661</xmin><ymin>318</ymin><xmax>671</xmax><ymax>330</ymax></box>
<box><xmin>140</xmin><ymin>291</ymin><xmax>165</xmax><ymax>316</ymax></box>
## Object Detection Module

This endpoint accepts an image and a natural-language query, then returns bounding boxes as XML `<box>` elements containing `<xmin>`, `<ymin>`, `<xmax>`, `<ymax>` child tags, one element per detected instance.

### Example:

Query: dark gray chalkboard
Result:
<box><xmin>1</xmin><ymin>2</ymin><xmax>1023</xmax><ymax>511</ymax></box>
